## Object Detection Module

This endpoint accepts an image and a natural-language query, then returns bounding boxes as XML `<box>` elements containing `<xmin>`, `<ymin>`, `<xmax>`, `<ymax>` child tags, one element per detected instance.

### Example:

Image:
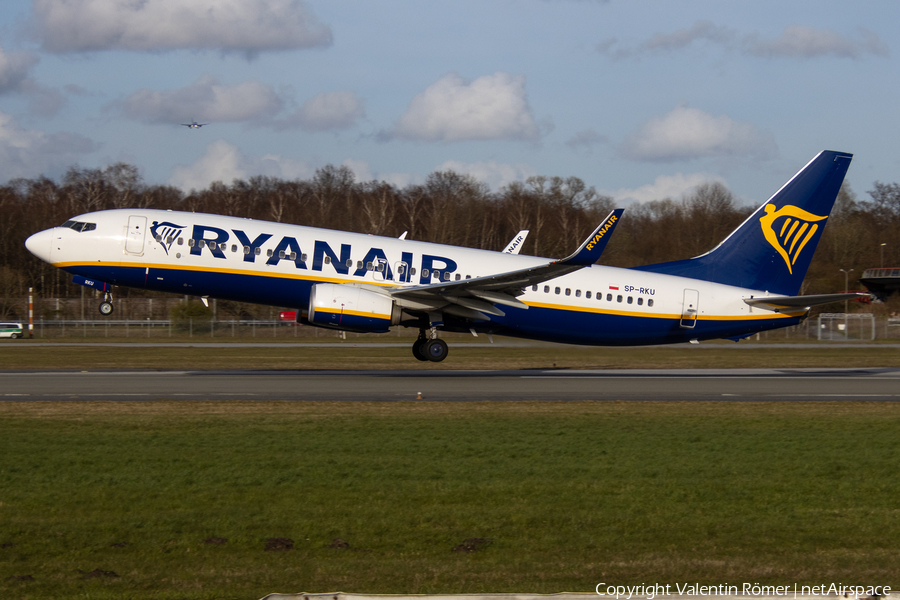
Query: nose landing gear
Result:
<box><xmin>99</xmin><ymin>292</ymin><xmax>114</xmax><ymax>316</ymax></box>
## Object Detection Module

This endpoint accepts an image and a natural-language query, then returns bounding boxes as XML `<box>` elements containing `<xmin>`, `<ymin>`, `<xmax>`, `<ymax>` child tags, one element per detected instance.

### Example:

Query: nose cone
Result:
<box><xmin>25</xmin><ymin>229</ymin><xmax>54</xmax><ymax>264</ymax></box>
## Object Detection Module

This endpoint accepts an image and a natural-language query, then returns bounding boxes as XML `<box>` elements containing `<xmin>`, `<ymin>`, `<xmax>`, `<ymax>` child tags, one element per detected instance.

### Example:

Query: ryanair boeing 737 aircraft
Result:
<box><xmin>25</xmin><ymin>151</ymin><xmax>865</xmax><ymax>361</ymax></box>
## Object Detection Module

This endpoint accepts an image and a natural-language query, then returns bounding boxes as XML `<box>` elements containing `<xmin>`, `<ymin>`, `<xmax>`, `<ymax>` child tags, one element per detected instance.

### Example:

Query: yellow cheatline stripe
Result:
<box><xmin>56</xmin><ymin>261</ymin><xmax>804</xmax><ymax>321</ymax></box>
<box><xmin>53</xmin><ymin>260</ymin><xmax>399</xmax><ymax>288</ymax></box>
<box><xmin>524</xmin><ymin>300</ymin><xmax>802</xmax><ymax>321</ymax></box>
<box><xmin>314</xmin><ymin>307</ymin><xmax>391</xmax><ymax>320</ymax></box>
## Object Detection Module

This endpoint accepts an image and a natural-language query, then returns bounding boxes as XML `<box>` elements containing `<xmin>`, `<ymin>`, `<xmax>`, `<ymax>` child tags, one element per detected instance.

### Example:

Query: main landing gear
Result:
<box><xmin>98</xmin><ymin>292</ymin><xmax>114</xmax><ymax>316</ymax></box>
<box><xmin>412</xmin><ymin>328</ymin><xmax>448</xmax><ymax>362</ymax></box>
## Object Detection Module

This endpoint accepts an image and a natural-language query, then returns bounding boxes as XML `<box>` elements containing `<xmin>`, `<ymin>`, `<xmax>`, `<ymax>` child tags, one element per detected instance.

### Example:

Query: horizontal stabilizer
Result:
<box><xmin>744</xmin><ymin>292</ymin><xmax>871</xmax><ymax>310</ymax></box>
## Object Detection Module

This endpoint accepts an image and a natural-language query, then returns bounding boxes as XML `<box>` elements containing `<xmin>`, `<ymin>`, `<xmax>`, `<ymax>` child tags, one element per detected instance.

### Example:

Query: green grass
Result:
<box><xmin>1</xmin><ymin>401</ymin><xmax>898</xmax><ymax>599</ymax></box>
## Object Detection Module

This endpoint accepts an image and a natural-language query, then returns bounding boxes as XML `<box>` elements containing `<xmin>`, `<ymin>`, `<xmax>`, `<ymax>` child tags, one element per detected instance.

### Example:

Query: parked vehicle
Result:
<box><xmin>0</xmin><ymin>323</ymin><xmax>23</xmax><ymax>339</ymax></box>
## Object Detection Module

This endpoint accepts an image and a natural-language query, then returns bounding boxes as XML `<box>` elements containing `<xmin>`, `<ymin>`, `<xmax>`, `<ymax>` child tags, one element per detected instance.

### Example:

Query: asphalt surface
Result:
<box><xmin>2</xmin><ymin>367</ymin><xmax>899</xmax><ymax>401</ymax></box>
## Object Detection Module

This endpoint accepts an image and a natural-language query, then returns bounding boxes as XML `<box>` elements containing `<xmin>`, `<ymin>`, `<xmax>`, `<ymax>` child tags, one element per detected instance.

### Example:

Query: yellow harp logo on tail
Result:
<box><xmin>759</xmin><ymin>204</ymin><xmax>827</xmax><ymax>274</ymax></box>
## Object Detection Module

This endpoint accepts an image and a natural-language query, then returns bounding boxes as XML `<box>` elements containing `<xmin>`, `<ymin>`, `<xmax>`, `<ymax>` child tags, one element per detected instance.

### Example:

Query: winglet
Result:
<box><xmin>561</xmin><ymin>209</ymin><xmax>624</xmax><ymax>266</ymax></box>
<box><xmin>502</xmin><ymin>230</ymin><xmax>529</xmax><ymax>254</ymax></box>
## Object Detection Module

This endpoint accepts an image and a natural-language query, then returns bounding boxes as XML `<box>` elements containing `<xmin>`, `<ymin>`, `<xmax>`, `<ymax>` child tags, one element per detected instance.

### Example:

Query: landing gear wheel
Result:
<box><xmin>424</xmin><ymin>338</ymin><xmax>449</xmax><ymax>362</ymax></box>
<box><xmin>99</xmin><ymin>301</ymin><xmax>114</xmax><ymax>316</ymax></box>
<box><xmin>412</xmin><ymin>338</ymin><xmax>429</xmax><ymax>361</ymax></box>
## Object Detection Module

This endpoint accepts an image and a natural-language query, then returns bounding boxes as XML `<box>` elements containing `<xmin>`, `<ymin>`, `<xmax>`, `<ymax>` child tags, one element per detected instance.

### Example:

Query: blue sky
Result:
<box><xmin>0</xmin><ymin>0</ymin><xmax>897</xmax><ymax>208</ymax></box>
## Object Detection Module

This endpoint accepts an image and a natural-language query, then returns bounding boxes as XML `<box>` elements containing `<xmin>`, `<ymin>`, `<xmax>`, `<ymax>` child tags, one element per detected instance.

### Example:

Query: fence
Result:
<box><xmin>17</xmin><ymin>319</ymin><xmax>414</xmax><ymax>340</ymax></box>
<box><xmin>9</xmin><ymin>314</ymin><xmax>900</xmax><ymax>341</ymax></box>
<box><xmin>4</xmin><ymin>297</ymin><xmax>900</xmax><ymax>341</ymax></box>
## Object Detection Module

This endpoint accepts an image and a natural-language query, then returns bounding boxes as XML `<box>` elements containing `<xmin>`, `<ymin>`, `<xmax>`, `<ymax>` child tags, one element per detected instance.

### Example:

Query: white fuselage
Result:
<box><xmin>25</xmin><ymin>208</ymin><xmax>804</xmax><ymax>346</ymax></box>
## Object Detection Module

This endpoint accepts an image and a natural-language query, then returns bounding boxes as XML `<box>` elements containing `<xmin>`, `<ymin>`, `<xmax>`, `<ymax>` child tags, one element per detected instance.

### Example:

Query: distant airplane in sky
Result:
<box><xmin>181</xmin><ymin>121</ymin><xmax>208</xmax><ymax>129</ymax></box>
<box><xmin>25</xmin><ymin>151</ymin><xmax>867</xmax><ymax>362</ymax></box>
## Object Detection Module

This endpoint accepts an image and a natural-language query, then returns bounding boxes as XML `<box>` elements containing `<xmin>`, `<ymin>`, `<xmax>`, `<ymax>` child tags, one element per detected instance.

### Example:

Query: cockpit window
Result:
<box><xmin>60</xmin><ymin>220</ymin><xmax>96</xmax><ymax>232</ymax></box>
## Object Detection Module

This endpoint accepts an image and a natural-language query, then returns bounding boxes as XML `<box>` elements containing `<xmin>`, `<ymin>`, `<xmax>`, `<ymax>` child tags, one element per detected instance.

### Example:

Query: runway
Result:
<box><xmin>2</xmin><ymin>367</ymin><xmax>899</xmax><ymax>401</ymax></box>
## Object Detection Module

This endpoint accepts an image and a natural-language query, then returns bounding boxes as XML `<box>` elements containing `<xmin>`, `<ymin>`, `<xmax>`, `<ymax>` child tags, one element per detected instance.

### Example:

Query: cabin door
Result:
<box><xmin>124</xmin><ymin>215</ymin><xmax>147</xmax><ymax>255</ymax></box>
<box><xmin>680</xmin><ymin>289</ymin><xmax>699</xmax><ymax>328</ymax></box>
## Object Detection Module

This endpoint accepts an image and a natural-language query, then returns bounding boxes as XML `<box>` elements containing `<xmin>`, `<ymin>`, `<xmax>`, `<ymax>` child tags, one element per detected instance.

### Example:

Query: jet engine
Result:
<box><xmin>308</xmin><ymin>283</ymin><xmax>401</xmax><ymax>333</ymax></box>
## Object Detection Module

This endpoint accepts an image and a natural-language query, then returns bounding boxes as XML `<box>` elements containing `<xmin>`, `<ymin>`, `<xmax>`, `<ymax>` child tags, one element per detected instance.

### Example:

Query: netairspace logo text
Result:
<box><xmin>595</xmin><ymin>583</ymin><xmax>892</xmax><ymax>600</ymax></box>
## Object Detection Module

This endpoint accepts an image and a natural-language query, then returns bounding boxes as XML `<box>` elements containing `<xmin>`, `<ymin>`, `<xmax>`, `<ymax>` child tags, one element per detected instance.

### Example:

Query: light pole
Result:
<box><xmin>840</xmin><ymin>268</ymin><xmax>854</xmax><ymax>314</ymax></box>
<box><xmin>881</xmin><ymin>243</ymin><xmax>887</xmax><ymax>269</ymax></box>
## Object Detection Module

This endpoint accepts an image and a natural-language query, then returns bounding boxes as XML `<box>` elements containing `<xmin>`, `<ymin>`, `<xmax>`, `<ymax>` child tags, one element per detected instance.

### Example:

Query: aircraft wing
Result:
<box><xmin>743</xmin><ymin>292</ymin><xmax>872</xmax><ymax>310</ymax></box>
<box><xmin>388</xmin><ymin>209</ymin><xmax>623</xmax><ymax>320</ymax></box>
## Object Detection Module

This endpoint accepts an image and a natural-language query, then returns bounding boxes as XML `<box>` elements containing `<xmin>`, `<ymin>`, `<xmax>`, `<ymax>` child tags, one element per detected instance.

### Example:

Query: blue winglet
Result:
<box><xmin>562</xmin><ymin>208</ymin><xmax>624</xmax><ymax>266</ymax></box>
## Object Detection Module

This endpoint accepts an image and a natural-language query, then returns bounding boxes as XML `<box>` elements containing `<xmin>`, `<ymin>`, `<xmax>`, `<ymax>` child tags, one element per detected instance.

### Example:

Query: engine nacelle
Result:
<box><xmin>308</xmin><ymin>283</ymin><xmax>401</xmax><ymax>333</ymax></box>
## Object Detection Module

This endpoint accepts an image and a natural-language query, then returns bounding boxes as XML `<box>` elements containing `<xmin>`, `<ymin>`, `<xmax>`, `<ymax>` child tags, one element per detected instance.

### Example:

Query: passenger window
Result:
<box><xmin>378</xmin><ymin>263</ymin><xmax>385</xmax><ymax>272</ymax></box>
<box><xmin>255</xmin><ymin>247</ymin><xmax>261</xmax><ymax>255</ymax></box>
<box><xmin>532</xmin><ymin>285</ymin><xmax>538</xmax><ymax>291</ymax></box>
<box><xmin>366</xmin><ymin>261</ymin><xmax>374</xmax><ymax>270</ymax></box>
<box><xmin>410</xmin><ymin>268</ymin><xmax>417</xmax><ymax>276</ymax></box>
<box><xmin>209</xmin><ymin>242</ymin><xmax>217</xmax><ymax>250</ymax></box>
<box><xmin>575</xmin><ymin>290</ymin><xmax>581</xmax><ymax>298</ymax></box>
<box><xmin>357</xmin><ymin>261</ymin><xmax>363</xmax><ymax>269</ymax></box>
<box><xmin>422</xmin><ymin>269</ymin><xmax>429</xmax><ymax>278</ymax></box>
<box><xmin>177</xmin><ymin>238</ymin><xmax>183</xmax><ymax>245</ymax></box>
<box><xmin>617</xmin><ymin>295</ymin><xmax>623</xmax><ymax>303</ymax></box>
<box><xmin>324</xmin><ymin>256</ymin><xmax>331</xmax><ymax>264</ymax></box>
<box><xmin>231</xmin><ymin>244</ymin><xmax>237</xmax><ymax>253</ymax></box>
<box><xmin>279</xmin><ymin>250</ymin><xmax>286</xmax><ymax>259</ymax></box>
<box><xmin>267</xmin><ymin>249</ymin><xmax>273</xmax><ymax>257</ymax></box>
<box><xmin>606</xmin><ymin>293</ymin><xmax>612</xmax><ymax>301</ymax></box>
<box><xmin>443</xmin><ymin>272</ymin><xmax>450</xmax><ymax>281</ymax></box>
<box><xmin>586</xmin><ymin>291</ymin><xmax>592</xmax><ymax>299</ymax></box>
<box><xmin>301</xmin><ymin>254</ymin><xmax>307</xmax><ymax>262</ymax></box>
<box><xmin>456</xmin><ymin>274</ymin><xmax>462</xmax><ymax>281</ymax></box>
<box><xmin>397</xmin><ymin>264</ymin><xmax>405</xmax><ymax>274</ymax></box>
<box><xmin>555</xmin><ymin>287</ymin><xmax>561</xmax><ymax>295</ymax></box>
<box><xmin>648</xmin><ymin>299</ymin><xmax>654</xmax><ymax>307</ymax></box>
<box><xmin>289</xmin><ymin>252</ymin><xmax>297</xmax><ymax>261</ymax></box>
<box><xmin>627</xmin><ymin>296</ymin><xmax>633</xmax><ymax>304</ymax></box>
<box><xmin>565</xmin><ymin>288</ymin><xmax>571</xmax><ymax>296</ymax></box>
<box><xmin>188</xmin><ymin>239</ymin><xmax>195</xmax><ymax>247</ymax></box>
<box><xmin>544</xmin><ymin>286</ymin><xmax>550</xmax><ymax>293</ymax></box>
<box><xmin>637</xmin><ymin>298</ymin><xmax>643</xmax><ymax>306</ymax></box>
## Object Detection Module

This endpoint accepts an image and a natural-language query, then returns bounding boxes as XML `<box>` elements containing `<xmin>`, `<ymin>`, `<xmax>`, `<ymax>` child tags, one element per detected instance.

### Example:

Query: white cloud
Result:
<box><xmin>600</xmin><ymin>21</ymin><xmax>888</xmax><ymax>61</ymax></box>
<box><xmin>435</xmin><ymin>160</ymin><xmax>537</xmax><ymax>190</ymax></box>
<box><xmin>391</xmin><ymin>72</ymin><xmax>540</xmax><ymax>142</ymax></box>
<box><xmin>620</xmin><ymin>105</ymin><xmax>776</xmax><ymax>162</ymax></box>
<box><xmin>0</xmin><ymin>46</ymin><xmax>38</xmax><ymax>93</ymax></box>
<box><xmin>599</xmin><ymin>20</ymin><xmax>735</xmax><ymax>59</ymax></box>
<box><xmin>280</xmin><ymin>91</ymin><xmax>365</xmax><ymax>132</ymax></box>
<box><xmin>33</xmin><ymin>0</ymin><xmax>332</xmax><ymax>57</ymax></box>
<box><xmin>602</xmin><ymin>172</ymin><xmax>723</xmax><ymax>205</ymax></box>
<box><xmin>745</xmin><ymin>26</ymin><xmax>889</xmax><ymax>59</ymax></box>
<box><xmin>565</xmin><ymin>128</ymin><xmax>607</xmax><ymax>151</ymax></box>
<box><xmin>119</xmin><ymin>76</ymin><xmax>285</xmax><ymax>124</ymax></box>
<box><xmin>0</xmin><ymin>111</ymin><xmax>98</xmax><ymax>181</ymax></box>
<box><xmin>169</xmin><ymin>140</ymin><xmax>315</xmax><ymax>191</ymax></box>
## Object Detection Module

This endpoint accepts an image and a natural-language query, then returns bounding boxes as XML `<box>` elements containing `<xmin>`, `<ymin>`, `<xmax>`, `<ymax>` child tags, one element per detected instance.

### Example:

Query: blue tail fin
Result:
<box><xmin>635</xmin><ymin>150</ymin><xmax>852</xmax><ymax>295</ymax></box>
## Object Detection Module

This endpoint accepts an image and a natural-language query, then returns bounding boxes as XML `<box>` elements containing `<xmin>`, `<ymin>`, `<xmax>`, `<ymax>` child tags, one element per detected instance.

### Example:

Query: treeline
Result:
<box><xmin>1</xmin><ymin>162</ymin><xmax>898</xmax><ymax>316</ymax></box>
